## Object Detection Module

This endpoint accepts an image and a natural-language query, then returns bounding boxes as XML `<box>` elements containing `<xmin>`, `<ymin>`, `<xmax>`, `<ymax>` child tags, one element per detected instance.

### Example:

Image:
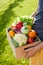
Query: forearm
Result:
<box><xmin>35</xmin><ymin>42</ymin><xmax>43</xmax><ymax>51</ymax></box>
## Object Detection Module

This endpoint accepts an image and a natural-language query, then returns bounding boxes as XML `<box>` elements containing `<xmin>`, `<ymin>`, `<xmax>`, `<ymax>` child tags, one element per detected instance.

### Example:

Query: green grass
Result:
<box><xmin>0</xmin><ymin>0</ymin><xmax>38</xmax><ymax>65</ymax></box>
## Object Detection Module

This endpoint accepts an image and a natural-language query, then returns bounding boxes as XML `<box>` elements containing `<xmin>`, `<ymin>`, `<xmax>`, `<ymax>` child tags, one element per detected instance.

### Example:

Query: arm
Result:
<box><xmin>24</xmin><ymin>42</ymin><xmax>43</xmax><ymax>58</ymax></box>
<box><xmin>35</xmin><ymin>42</ymin><xmax>43</xmax><ymax>51</ymax></box>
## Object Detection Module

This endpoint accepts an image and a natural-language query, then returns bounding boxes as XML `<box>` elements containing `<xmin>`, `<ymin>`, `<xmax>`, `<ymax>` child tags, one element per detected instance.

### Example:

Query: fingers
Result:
<box><xmin>26</xmin><ymin>50</ymin><xmax>37</xmax><ymax>58</ymax></box>
<box><xmin>26</xmin><ymin>52</ymin><xmax>32</xmax><ymax>58</ymax></box>
<box><xmin>26</xmin><ymin>52</ymin><xmax>34</xmax><ymax>58</ymax></box>
<box><xmin>22</xmin><ymin>47</ymin><xmax>37</xmax><ymax>58</ymax></box>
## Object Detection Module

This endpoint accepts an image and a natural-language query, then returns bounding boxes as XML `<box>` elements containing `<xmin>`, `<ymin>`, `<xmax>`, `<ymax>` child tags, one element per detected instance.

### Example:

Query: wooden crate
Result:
<box><xmin>6</xmin><ymin>29</ymin><xmax>41</xmax><ymax>59</ymax></box>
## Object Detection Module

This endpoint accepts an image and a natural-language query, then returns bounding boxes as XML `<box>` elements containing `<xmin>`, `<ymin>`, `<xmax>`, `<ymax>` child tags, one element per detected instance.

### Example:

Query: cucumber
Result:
<box><xmin>11</xmin><ymin>38</ymin><xmax>19</xmax><ymax>47</ymax></box>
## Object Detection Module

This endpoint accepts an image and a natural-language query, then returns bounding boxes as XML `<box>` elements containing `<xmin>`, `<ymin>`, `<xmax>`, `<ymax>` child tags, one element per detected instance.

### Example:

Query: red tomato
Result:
<box><xmin>28</xmin><ymin>37</ymin><xmax>34</xmax><ymax>43</ymax></box>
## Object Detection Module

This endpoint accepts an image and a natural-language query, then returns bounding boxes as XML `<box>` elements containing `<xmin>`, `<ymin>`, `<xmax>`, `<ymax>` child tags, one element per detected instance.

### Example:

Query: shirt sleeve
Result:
<box><xmin>37</xmin><ymin>0</ymin><xmax>43</xmax><ymax>13</ymax></box>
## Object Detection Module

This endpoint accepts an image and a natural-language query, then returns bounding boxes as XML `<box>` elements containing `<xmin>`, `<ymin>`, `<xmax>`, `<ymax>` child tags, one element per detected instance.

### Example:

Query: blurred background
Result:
<box><xmin>0</xmin><ymin>0</ymin><xmax>38</xmax><ymax>65</ymax></box>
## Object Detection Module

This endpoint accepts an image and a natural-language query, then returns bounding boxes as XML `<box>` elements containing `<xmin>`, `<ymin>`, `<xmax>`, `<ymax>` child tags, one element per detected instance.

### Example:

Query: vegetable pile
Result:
<box><xmin>8</xmin><ymin>16</ymin><xmax>37</xmax><ymax>47</ymax></box>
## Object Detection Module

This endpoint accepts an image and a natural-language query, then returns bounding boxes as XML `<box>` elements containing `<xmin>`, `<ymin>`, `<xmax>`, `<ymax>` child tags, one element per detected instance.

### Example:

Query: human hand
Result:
<box><xmin>23</xmin><ymin>42</ymin><xmax>43</xmax><ymax>58</ymax></box>
<box><xmin>24</xmin><ymin>46</ymin><xmax>38</xmax><ymax>58</ymax></box>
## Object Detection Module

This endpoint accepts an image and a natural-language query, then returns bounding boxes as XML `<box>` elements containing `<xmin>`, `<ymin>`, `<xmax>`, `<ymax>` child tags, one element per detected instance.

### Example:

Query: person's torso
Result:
<box><xmin>35</xmin><ymin>0</ymin><xmax>43</xmax><ymax>21</ymax></box>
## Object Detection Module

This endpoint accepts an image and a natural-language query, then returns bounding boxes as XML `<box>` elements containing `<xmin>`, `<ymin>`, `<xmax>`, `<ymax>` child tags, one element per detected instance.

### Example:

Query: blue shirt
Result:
<box><xmin>38</xmin><ymin>0</ymin><xmax>43</xmax><ymax>13</ymax></box>
<box><xmin>35</xmin><ymin>0</ymin><xmax>43</xmax><ymax>21</ymax></box>
<box><xmin>33</xmin><ymin>0</ymin><xmax>43</xmax><ymax>40</ymax></box>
